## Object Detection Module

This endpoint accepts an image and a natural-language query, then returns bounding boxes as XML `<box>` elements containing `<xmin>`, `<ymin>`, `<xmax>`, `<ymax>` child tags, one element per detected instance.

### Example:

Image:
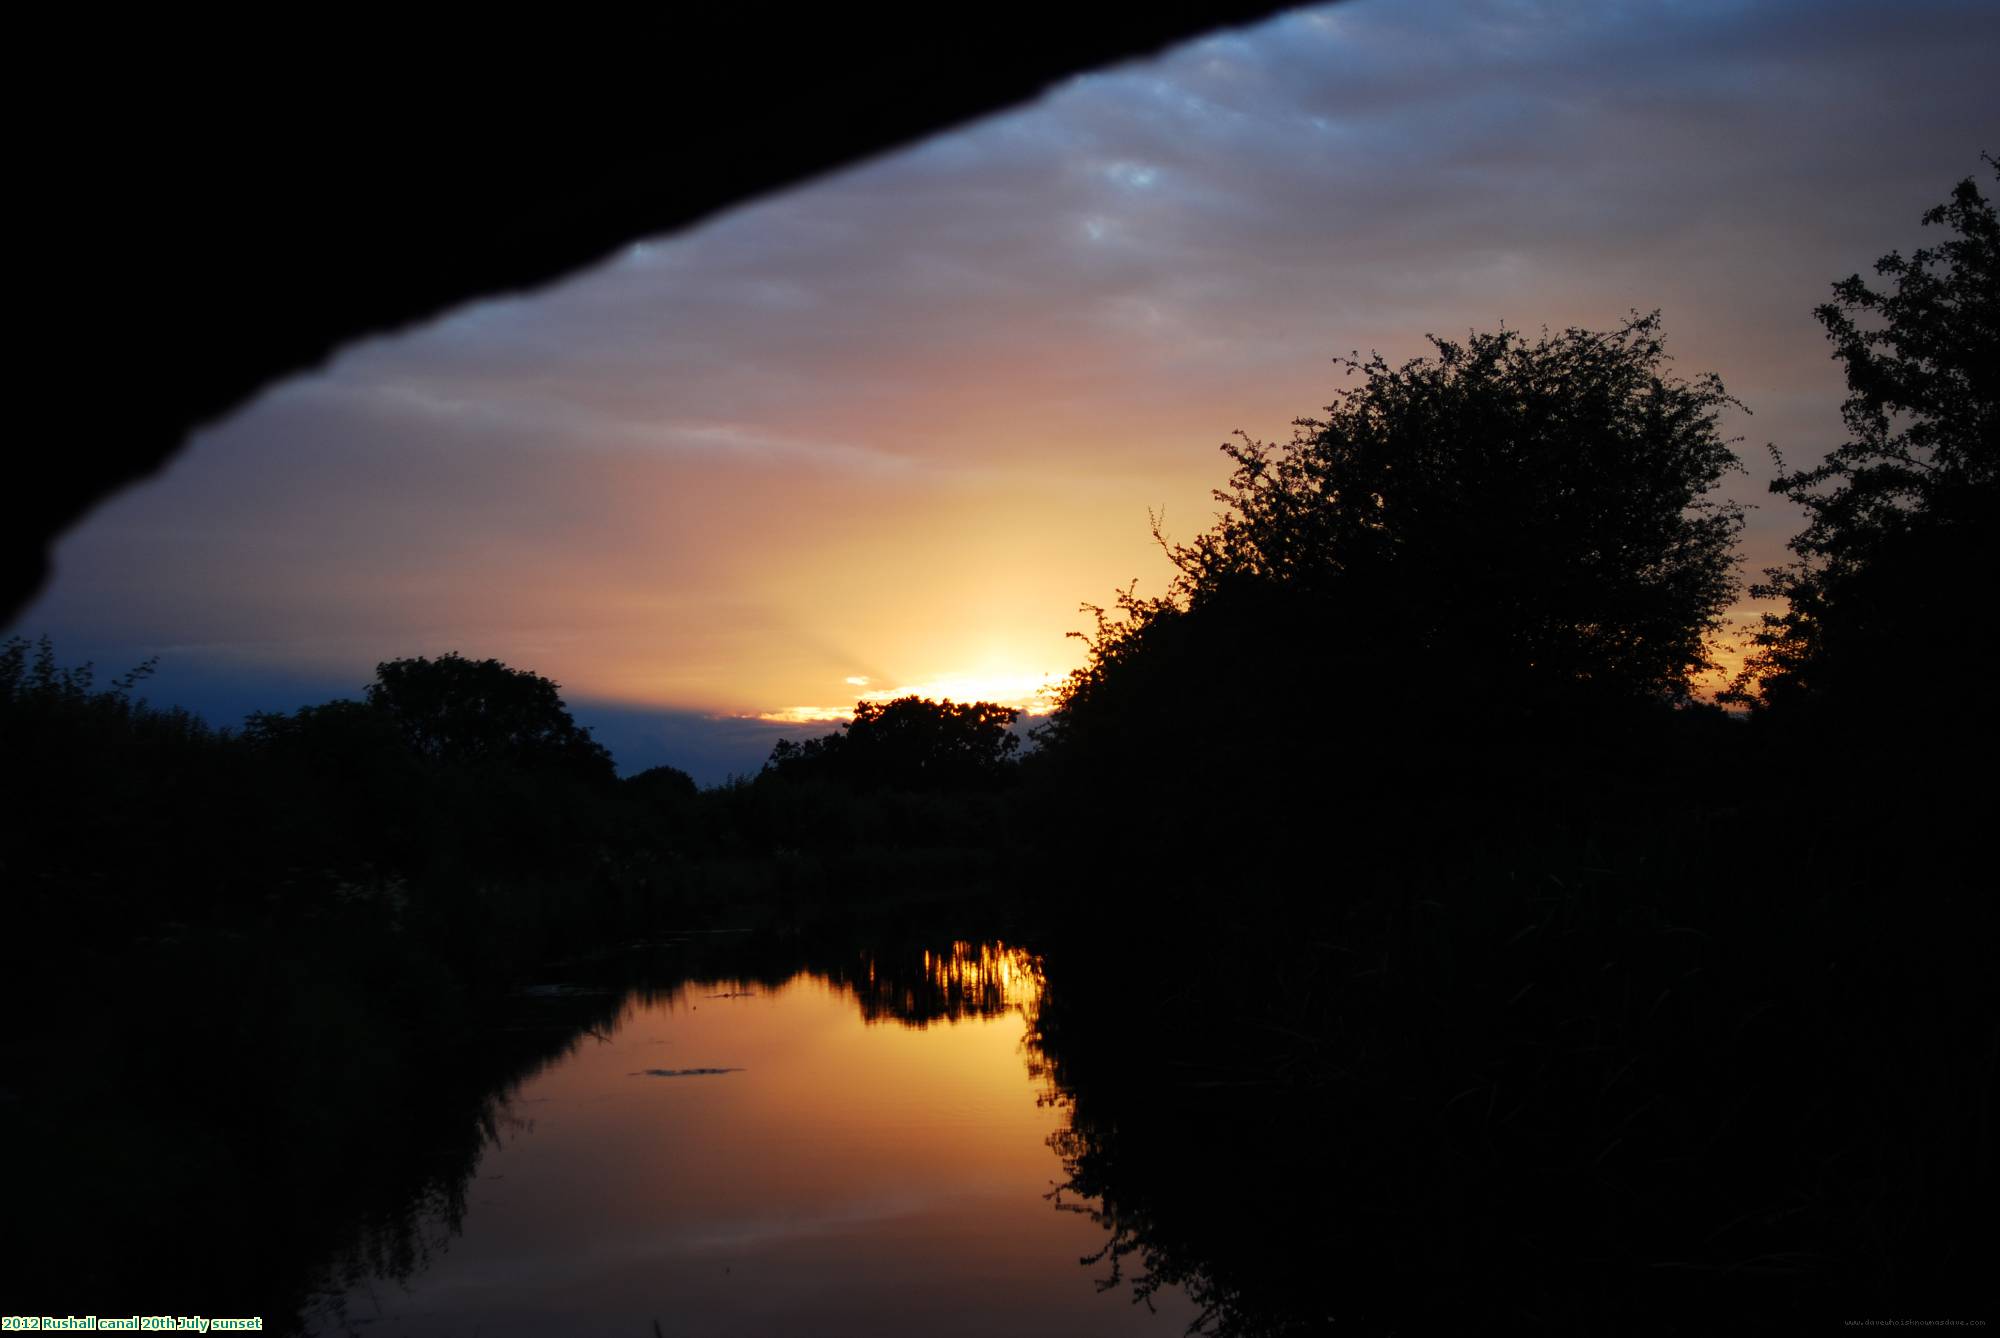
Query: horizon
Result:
<box><xmin>11</xmin><ymin>0</ymin><xmax>1997</xmax><ymax>782</ymax></box>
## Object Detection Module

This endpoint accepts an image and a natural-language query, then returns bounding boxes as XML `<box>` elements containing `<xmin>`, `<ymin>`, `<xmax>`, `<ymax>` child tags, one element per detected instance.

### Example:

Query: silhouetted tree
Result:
<box><xmin>1038</xmin><ymin>314</ymin><xmax>1746</xmax><ymax>848</ymax></box>
<box><xmin>765</xmin><ymin>696</ymin><xmax>1021</xmax><ymax>792</ymax></box>
<box><xmin>0</xmin><ymin>633</ymin><xmax>158</xmax><ymax>710</ymax></box>
<box><xmin>1739</xmin><ymin>158</ymin><xmax>1998</xmax><ymax>715</ymax></box>
<box><xmin>1056</xmin><ymin>306</ymin><xmax>1744</xmax><ymax>736</ymax></box>
<box><xmin>364</xmin><ymin>652</ymin><xmax>615</xmax><ymax>785</ymax></box>
<box><xmin>626</xmin><ymin>763</ymin><xmax>698</xmax><ymax>800</ymax></box>
<box><xmin>243</xmin><ymin>697</ymin><xmax>411</xmax><ymax>770</ymax></box>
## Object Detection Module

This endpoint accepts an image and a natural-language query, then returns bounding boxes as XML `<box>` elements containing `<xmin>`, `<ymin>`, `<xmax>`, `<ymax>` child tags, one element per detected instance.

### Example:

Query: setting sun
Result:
<box><xmin>756</xmin><ymin>666</ymin><xmax>1069</xmax><ymax>724</ymax></box>
<box><xmin>7</xmin><ymin>2</ymin><xmax>1991</xmax><ymax>1332</ymax></box>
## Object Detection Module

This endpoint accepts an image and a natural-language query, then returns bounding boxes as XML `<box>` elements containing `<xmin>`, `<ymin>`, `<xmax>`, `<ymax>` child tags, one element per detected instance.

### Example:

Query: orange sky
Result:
<box><xmin>326</xmin><ymin>949</ymin><xmax>1194</xmax><ymax>1332</ymax></box>
<box><xmin>13</xmin><ymin>0</ymin><xmax>1996</xmax><ymax>777</ymax></box>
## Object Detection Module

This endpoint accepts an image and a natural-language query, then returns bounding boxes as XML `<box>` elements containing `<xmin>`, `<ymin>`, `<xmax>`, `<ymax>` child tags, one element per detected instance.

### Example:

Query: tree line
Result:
<box><xmin>5</xmin><ymin>159</ymin><xmax>1990</xmax><ymax>925</ymax></box>
<box><xmin>1</xmin><ymin>157</ymin><xmax>1989</xmax><ymax>1336</ymax></box>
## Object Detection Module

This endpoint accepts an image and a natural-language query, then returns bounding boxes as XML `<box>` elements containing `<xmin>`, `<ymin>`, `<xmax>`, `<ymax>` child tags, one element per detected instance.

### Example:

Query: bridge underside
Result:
<box><xmin>11</xmin><ymin>5</ymin><xmax>1292</xmax><ymax>622</ymax></box>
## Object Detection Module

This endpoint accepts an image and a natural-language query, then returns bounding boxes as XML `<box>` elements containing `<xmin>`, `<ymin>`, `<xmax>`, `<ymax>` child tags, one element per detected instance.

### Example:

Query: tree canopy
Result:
<box><xmin>626</xmin><ymin>763</ymin><xmax>698</xmax><ymax>801</ymax></box>
<box><xmin>1740</xmin><ymin>158</ymin><xmax>1998</xmax><ymax>714</ymax></box>
<box><xmin>362</xmin><ymin>652</ymin><xmax>615</xmax><ymax>785</ymax></box>
<box><xmin>1048</xmin><ymin>314</ymin><xmax>1746</xmax><ymax>779</ymax></box>
<box><xmin>764</xmin><ymin>696</ymin><xmax>1021</xmax><ymax>792</ymax></box>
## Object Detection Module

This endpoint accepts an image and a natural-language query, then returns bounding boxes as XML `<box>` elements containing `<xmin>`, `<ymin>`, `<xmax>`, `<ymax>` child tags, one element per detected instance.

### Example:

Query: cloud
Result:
<box><xmin>12</xmin><ymin>0</ymin><xmax>1997</xmax><ymax>753</ymax></box>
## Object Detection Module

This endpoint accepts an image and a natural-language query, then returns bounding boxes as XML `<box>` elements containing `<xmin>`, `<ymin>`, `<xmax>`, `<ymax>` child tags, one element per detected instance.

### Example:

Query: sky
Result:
<box><xmin>14</xmin><ymin>0</ymin><xmax>1998</xmax><ymax>782</ymax></box>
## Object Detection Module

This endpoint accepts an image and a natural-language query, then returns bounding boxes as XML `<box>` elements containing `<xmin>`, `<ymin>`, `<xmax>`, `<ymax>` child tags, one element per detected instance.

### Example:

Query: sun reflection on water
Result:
<box><xmin>848</xmin><ymin>939</ymin><xmax>1045</xmax><ymax>1027</ymax></box>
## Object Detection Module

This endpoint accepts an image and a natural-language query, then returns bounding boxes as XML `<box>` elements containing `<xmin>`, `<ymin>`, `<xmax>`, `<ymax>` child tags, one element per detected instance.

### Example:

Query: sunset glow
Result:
<box><xmin>11</xmin><ymin>1</ymin><xmax>1995</xmax><ymax>780</ymax></box>
<box><xmin>757</xmin><ymin>669</ymin><xmax>1067</xmax><ymax>724</ymax></box>
<box><xmin>14</xmin><ymin>4</ymin><xmax>1993</xmax><ymax>1331</ymax></box>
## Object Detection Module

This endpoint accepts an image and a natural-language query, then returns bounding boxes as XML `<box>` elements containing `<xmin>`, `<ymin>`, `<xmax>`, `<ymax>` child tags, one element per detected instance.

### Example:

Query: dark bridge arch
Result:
<box><xmin>13</xmin><ymin>5</ymin><xmax>1289</xmax><ymax>622</ymax></box>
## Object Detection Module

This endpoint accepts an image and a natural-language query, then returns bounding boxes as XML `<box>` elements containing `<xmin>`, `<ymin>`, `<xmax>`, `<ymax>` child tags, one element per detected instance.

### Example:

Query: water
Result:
<box><xmin>310</xmin><ymin>941</ymin><xmax>1194</xmax><ymax>1336</ymax></box>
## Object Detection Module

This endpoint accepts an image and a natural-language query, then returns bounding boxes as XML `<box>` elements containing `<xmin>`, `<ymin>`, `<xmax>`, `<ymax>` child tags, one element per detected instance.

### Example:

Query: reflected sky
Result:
<box><xmin>318</xmin><ymin>949</ymin><xmax>1184</xmax><ymax>1337</ymax></box>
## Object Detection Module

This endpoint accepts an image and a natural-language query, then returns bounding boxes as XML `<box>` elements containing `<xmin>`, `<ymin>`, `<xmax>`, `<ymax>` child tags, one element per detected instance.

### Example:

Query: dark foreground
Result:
<box><xmin>5</xmin><ymin>742</ymin><xmax>1991</xmax><ymax>1337</ymax></box>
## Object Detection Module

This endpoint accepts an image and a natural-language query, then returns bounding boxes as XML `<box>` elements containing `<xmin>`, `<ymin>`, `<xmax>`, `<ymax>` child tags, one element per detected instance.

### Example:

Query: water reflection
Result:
<box><xmin>831</xmin><ymin>938</ymin><xmax>1045</xmax><ymax>1026</ymax></box>
<box><xmin>305</xmin><ymin>933</ymin><xmax>1189</xmax><ymax>1337</ymax></box>
<box><xmin>1026</xmin><ymin>946</ymin><xmax>1348</xmax><ymax>1338</ymax></box>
